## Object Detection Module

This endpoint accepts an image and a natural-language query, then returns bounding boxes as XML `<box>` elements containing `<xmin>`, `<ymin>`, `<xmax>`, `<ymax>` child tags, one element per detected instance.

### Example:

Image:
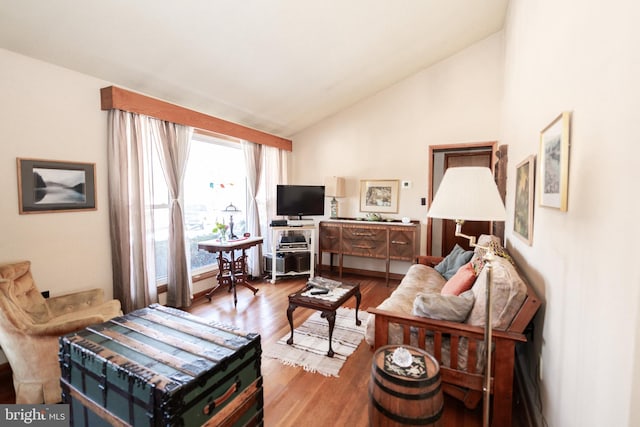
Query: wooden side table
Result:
<box><xmin>198</xmin><ymin>236</ymin><xmax>263</xmax><ymax>307</ymax></box>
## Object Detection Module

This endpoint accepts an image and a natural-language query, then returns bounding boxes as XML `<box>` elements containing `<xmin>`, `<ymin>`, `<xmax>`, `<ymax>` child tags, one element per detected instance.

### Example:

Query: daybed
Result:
<box><xmin>365</xmin><ymin>235</ymin><xmax>540</xmax><ymax>427</ymax></box>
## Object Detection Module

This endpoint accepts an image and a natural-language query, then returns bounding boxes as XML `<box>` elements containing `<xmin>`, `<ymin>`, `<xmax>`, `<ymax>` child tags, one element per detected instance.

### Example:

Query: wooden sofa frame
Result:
<box><xmin>368</xmin><ymin>256</ymin><xmax>541</xmax><ymax>427</ymax></box>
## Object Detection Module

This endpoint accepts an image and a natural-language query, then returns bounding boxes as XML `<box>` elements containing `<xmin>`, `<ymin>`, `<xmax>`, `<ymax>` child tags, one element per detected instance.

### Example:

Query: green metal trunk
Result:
<box><xmin>59</xmin><ymin>304</ymin><xmax>262</xmax><ymax>427</ymax></box>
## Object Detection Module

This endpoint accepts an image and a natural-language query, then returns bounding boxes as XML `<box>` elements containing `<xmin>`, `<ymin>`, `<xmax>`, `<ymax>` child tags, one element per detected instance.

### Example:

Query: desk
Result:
<box><xmin>198</xmin><ymin>236</ymin><xmax>263</xmax><ymax>307</ymax></box>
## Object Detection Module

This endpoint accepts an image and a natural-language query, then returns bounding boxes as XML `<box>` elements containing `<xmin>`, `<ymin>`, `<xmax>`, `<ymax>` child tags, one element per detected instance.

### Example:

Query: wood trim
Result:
<box><xmin>100</xmin><ymin>86</ymin><xmax>292</xmax><ymax>151</ymax></box>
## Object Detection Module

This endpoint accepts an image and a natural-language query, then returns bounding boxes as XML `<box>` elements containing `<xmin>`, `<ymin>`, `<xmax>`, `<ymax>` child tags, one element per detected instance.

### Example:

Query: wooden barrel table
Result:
<box><xmin>369</xmin><ymin>345</ymin><xmax>444</xmax><ymax>426</ymax></box>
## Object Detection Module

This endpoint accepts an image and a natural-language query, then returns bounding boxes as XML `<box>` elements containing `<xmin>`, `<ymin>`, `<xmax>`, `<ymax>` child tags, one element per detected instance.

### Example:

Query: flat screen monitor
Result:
<box><xmin>276</xmin><ymin>185</ymin><xmax>325</xmax><ymax>218</ymax></box>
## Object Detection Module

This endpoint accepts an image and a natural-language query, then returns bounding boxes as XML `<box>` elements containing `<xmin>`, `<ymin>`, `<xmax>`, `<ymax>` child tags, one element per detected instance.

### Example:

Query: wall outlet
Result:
<box><xmin>420</xmin><ymin>197</ymin><xmax>426</xmax><ymax>206</ymax></box>
<box><xmin>401</xmin><ymin>180</ymin><xmax>412</xmax><ymax>189</ymax></box>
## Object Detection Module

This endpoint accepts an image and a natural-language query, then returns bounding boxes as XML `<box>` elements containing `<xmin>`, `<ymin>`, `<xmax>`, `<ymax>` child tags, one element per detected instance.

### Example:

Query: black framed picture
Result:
<box><xmin>17</xmin><ymin>158</ymin><xmax>97</xmax><ymax>214</ymax></box>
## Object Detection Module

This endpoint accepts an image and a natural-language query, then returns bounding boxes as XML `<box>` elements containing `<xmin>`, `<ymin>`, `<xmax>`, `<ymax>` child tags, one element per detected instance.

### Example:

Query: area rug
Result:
<box><xmin>263</xmin><ymin>307</ymin><xmax>369</xmax><ymax>377</ymax></box>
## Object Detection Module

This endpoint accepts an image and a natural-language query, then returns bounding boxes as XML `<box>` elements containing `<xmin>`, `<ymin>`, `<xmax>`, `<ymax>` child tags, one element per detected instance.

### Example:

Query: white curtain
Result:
<box><xmin>151</xmin><ymin>120</ymin><xmax>194</xmax><ymax>308</ymax></box>
<box><xmin>241</xmin><ymin>141</ymin><xmax>263</xmax><ymax>277</ymax></box>
<box><xmin>107</xmin><ymin>110</ymin><xmax>158</xmax><ymax>313</ymax></box>
<box><xmin>260</xmin><ymin>146</ymin><xmax>289</xmax><ymax>253</ymax></box>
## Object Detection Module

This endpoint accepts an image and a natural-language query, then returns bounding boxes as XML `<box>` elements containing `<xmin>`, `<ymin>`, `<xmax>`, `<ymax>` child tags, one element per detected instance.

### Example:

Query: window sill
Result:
<box><xmin>157</xmin><ymin>267</ymin><xmax>218</xmax><ymax>294</ymax></box>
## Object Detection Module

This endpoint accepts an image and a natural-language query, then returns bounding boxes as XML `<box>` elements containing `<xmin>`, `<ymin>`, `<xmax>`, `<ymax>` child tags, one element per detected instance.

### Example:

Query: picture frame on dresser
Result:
<box><xmin>539</xmin><ymin>112</ymin><xmax>571</xmax><ymax>211</ymax></box>
<box><xmin>17</xmin><ymin>158</ymin><xmax>97</xmax><ymax>214</ymax></box>
<box><xmin>514</xmin><ymin>155</ymin><xmax>535</xmax><ymax>245</ymax></box>
<box><xmin>359</xmin><ymin>179</ymin><xmax>399</xmax><ymax>213</ymax></box>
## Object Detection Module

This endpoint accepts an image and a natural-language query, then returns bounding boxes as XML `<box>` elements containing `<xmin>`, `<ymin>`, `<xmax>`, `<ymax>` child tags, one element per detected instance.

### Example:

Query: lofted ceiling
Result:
<box><xmin>0</xmin><ymin>0</ymin><xmax>508</xmax><ymax>138</ymax></box>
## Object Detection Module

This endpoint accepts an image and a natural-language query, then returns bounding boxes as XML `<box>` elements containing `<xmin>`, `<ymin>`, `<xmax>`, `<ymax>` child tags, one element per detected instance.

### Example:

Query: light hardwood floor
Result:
<box><xmin>188</xmin><ymin>273</ymin><xmax>488</xmax><ymax>427</ymax></box>
<box><xmin>0</xmin><ymin>273</ymin><xmax>525</xmax><ymax>426</ymax></box>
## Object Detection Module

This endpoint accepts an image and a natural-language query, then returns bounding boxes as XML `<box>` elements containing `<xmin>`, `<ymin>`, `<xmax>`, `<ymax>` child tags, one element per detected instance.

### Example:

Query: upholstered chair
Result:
<box><xmin>0</xmin><ymin>261</ymin><xmax>122</xmax><ymax>403</ymax></box>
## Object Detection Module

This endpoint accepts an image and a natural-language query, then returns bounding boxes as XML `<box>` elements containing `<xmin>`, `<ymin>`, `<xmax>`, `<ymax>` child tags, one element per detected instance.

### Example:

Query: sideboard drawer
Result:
<box><xmin>319</xmin><ymin>223</ymin><xmax>341</xmax><ymax>252</ymax></box>
<box><xmin>342</xmin><ymin>227</ymin><xmax>386</xmax><ymax>258</ymax></box>
<box><xmin>342</xmin><ymin>227</ymin><xmax>386</xmax><ymax>242</ymax></box>
<box><xmin>389</xmin><ymin>229</ymin><xmax>415</xmax><ymax>260</ymax></box>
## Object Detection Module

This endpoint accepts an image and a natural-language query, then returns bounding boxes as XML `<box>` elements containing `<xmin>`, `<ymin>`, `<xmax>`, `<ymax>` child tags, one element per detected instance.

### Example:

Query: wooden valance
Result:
<box><xmin>100</xmin><ymin>86</ymin><xmax>292</xmax><ymax>151</ymax></box>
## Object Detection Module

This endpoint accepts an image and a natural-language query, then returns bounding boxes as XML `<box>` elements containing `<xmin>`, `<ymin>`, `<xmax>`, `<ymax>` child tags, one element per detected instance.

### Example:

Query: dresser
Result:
<box><xmin>318</xmin><ymin>220</ymin><xmax>420</xmax><ymax>284</ymax></box>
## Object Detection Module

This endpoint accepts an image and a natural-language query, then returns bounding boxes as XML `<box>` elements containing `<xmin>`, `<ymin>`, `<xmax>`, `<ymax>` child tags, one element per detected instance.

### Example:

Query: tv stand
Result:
<box><xmin>268</xmin><ymin>224</ymin><xmax>315</xmax><ymax>283</ymax></box>
<box><xmin>287</xmin><ymin>218</ymin><xmax>314</xmax><ymax>227</ymax></box>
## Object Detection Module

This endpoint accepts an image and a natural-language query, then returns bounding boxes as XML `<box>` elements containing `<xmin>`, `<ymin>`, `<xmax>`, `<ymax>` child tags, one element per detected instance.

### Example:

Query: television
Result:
<box><xmin>276</xmin><ymin>185</ymin><xmax>325</xmax><ymax>218</ymax></box>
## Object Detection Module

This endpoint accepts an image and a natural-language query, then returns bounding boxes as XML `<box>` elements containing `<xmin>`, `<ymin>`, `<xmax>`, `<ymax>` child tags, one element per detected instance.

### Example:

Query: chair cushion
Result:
<box><xmin>0</xmin><ymin>261</ymin><xmax>50</xmax><ymax>323</ymax></box>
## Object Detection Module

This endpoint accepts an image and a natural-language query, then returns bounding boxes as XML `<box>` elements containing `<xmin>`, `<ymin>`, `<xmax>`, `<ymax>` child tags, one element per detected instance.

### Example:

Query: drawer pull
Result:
<box><xmin>353</xmin><ymin>244</ymin><xmax>375</xmax><ymax>249</ymax></box>
<box><xmin>391</xmin><ymin>240</ymin><xmax>408</xmax><ymax>245</ymax></box>
<box><xmin>353</xmin><ymin>232</ymin><xmax>375</xmax><ymax>237</ymax></box>
<box><xmin>203</xmin><ymin>379</ymin><xmax>240</xmax><ymax>415</ymax></box>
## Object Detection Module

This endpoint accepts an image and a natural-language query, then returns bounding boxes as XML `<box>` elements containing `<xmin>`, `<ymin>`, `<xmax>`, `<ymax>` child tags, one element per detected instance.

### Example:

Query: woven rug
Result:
<box><xmin>263</xmin><ymin>307</ymin><xmax>369</xmax><ymax>377</ymax></box>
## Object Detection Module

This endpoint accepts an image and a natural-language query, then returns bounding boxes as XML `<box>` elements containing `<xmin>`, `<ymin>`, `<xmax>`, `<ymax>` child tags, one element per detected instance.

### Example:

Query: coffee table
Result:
<box><xmin>286</xmin><ymin>281</ymin><xmax>361</xmax><ymax>358</ymax></box>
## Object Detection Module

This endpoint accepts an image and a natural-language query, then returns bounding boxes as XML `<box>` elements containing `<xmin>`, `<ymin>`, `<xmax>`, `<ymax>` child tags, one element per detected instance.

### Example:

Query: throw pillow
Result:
<box><xmin>434</xmin><ymin>244</ymin><xmax>474</xmax><ymax>280</ymax></box>
<box><xmin>412</xmin><ymin>290</ymin><xmax>475</xmax><ymax>322</ymax></box>
<box><xmin>466</xmin><ymin>256</ymin><xmax>528</xmax><ymax>330</ymax></box>
<box><xmin>441</xmin><ymin>262</ymin><xmax>477</xmax><ymax>296</ymax></box>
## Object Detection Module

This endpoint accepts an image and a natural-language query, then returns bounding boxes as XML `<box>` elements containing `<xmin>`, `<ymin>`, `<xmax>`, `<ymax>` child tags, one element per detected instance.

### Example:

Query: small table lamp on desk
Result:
<box><xmin>427</xmin><ymin>166</ymin><xmax>506</xmax><ymax>427</ymax></box>
<box><xmin>222</xmin><ymin>202</ymin><xmax>242</xmax><ymax>239</ymax></box>
<box><xmin>324</xmin><ymin>176</ymin><xmax>345</xmax><ymax>219</ymax></box>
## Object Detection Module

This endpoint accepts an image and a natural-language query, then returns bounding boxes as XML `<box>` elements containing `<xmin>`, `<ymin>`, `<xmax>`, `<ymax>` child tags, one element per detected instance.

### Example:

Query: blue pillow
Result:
<box><xmin>434</xmin><ymin>244</ymin><xmax>474</xmax><ymax>280</ymax></box>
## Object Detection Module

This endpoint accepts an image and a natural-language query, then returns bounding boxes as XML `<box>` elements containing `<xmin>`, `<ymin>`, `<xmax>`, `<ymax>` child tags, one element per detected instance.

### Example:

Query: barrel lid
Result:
<box><xmin>374</xmin><ymin>345</ymin><xmax>439</xmax><ymax>383</ymax></box>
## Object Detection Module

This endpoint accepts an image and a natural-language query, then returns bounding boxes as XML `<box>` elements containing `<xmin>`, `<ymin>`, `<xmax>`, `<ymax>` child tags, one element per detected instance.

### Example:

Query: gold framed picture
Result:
<box><xmin>514</xmin><ymin>155</ymin><xmax>535</xmax><ymax>245</ymax></box>
<box><xmin>359</xmin><ymin>179</ymin><xmax>399</xmax><ymax>213</ymax></box>
<box><xmin>539</xmin><ymin>112</ymin><xmax>571</xmax><ymax>211</ymax></box>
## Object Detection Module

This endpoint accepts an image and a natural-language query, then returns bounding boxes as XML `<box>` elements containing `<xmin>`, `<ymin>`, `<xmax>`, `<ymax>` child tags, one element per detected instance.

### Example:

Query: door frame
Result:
<box><xmin>426</xmin><ymin>141</ymin><xmax>498</xmax><ymax>256</ymax></box>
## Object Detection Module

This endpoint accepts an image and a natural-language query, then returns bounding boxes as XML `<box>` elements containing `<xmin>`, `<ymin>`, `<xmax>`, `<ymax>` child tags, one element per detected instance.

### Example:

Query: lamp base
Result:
<box><xmin>330</xmin><ymin>197</ymin><xmax>338</xmax><ymax>219</ymax></box>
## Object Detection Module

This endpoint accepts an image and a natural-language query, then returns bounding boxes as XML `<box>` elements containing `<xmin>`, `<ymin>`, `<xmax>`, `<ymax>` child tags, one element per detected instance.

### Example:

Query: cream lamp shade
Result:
<box><xmin>427</xmin><ymin>167</ymin><xmax>505</xmax><ymax>222</ymax></box>
<box><xmin>324</xmin><ymin>176</ymin><xmax>345</xmax><ymax>198</ymax></box>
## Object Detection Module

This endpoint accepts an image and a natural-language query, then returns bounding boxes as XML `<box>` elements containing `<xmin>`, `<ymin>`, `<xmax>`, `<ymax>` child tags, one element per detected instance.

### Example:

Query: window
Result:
<box><xmin>152</xmin><ymin>134</ymin><xmax>247</xmax><ymax>284</ymax></box>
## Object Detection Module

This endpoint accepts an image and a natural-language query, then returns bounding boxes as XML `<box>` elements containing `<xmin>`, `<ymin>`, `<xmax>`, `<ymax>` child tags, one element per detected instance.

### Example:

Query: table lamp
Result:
<box><xmin>426</xmin><ymin>166</ymin><xmax>506</xmax><ymax>427</ymax></box>
<box><xmin>222</xmin><ymin>202</ymin><xmax>241</xmax><ymax>239</ymax></box>
<box><xmin>324</xmin><ymin>176</ymin><xmax>345</xmax><ymax>219</ymax></box>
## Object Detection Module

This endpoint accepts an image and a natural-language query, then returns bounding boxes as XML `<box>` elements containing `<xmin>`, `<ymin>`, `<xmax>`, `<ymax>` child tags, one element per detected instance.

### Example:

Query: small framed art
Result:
<box><xmin>17</xmin><ymin>158</ymin><xmax>97</xmax><ymax>214</ymax></box>
<box><xmin>539</xmin><ymin>112</ymin><xmax>571</xmax><ymax>211</ymax></box>
<box><xmin>514</xmin><ymin>155</ymin><xmax>535</xmax><ymax>245</ymax></box>
<box><xmin>359</xmin><ymin>179</ymin><xmax>399</xmax><ymax>213</ymax></box>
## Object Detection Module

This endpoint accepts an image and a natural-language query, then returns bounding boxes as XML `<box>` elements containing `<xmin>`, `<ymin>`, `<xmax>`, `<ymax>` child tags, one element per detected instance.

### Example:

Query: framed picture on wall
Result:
<box><xmin>17</xmin><ymin>158</ymin><xmax>97</xmax><ymax>214</ymax></box>
<box><xmin>514</xmin><ymin>155</ymin><xmax>535</xmax><ymax>245</ymax></box>
<box><xmin>539</xmin><ymin>112</ymin><xmax>571</xmax><ymax>211</ymax></box>
<box><xmin>359</xmin><ymin>179</ymin><xmax>399</xmax><ymax>213</ymax></box>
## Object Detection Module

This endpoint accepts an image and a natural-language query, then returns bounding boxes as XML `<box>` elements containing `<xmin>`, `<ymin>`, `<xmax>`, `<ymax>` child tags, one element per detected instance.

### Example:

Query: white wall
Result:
<box><xmin>0</xmin><ymin>49</ymin><xmax>113</xmax><ymax>364</ymax></box>
<box><xmin>291</xmin><ymin>32</ymin><xmax>504</xmax><ymax>272</ymax></box>
<box><xmin>0</xmin><ymin>49</ymin><xmax>113</xmax><ymax>297</ymax></box>
<box><xmin>500</xmin><ymin>1</ymin><xmax>640</xmax><ymax>426</ymax></box>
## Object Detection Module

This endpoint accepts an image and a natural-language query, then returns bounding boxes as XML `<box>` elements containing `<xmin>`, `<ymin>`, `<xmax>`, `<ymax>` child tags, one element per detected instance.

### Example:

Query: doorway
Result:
<box><xmin>427</xmin><ymin>142</ymin><xmax>504</xmax><ymax>256</ymax></box>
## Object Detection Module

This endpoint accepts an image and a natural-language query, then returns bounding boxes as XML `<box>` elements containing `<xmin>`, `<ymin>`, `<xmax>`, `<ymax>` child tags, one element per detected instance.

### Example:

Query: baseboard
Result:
<box><xmin>317</xmin><ymin>264</ymin><xmax>405</xmax><ymax>281</ymax></box>
<box><xmin>514</xmin><ymin>355</ymin><xmax>540</xmax><ymax>427</ymax></box>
